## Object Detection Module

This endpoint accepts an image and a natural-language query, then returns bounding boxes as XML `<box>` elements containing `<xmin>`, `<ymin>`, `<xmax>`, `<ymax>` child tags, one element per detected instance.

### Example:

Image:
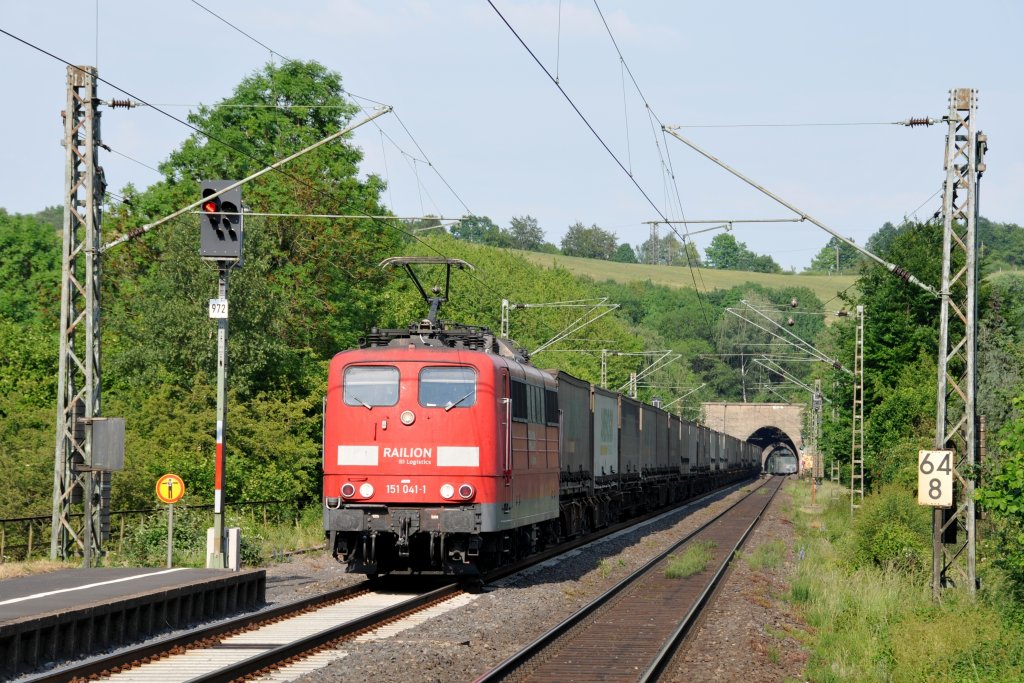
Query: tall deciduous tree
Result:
<box><xmin>704</xmin><ymin>233</ymin><xmax>744</xmax><ymax>269</ymax></box>
<box><xmin>612</xmin><ymin>242</ymin><xmax>638</xmax><ymax>263</ymax></box>
<box><xmin>104</xmin><ymin>60</ymin><xmax>401</xmax><ymax>397</ymax></box>
<box><xmin>807</xmin><ymin>236</ymin><xmax>862</xmax><ymax>273</ymax></box>
<box><xmin>0</xmin><ymin>210</ymin><xmax>61</xmax><ymax>324</ymax></box>
<box><xmin>508</xmin><ymin>215</ymin><xmax>545</xmax><ymax>251</ymax></box>
<box><xmin>560</xmin><ymin>222</ymin><xmax>618</xmax><ymax>260</ymax></box>
<box><xmin>452</xmin><ymin>214</ymin><xmax>505</xmax><ymax>245</ymax></box>
<box><xmin>93</xmin><ymin>60</ymin><xmax>403</xmax><ymax>506</ymax></box>
<box><xmin>704</xmin><ymin>233</ymin><xmax>780</xmax><ymax>272</ymax></box>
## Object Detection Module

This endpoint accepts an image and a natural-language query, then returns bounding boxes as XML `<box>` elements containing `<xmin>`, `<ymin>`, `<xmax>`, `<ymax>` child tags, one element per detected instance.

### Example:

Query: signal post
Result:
<box><xmin>199</xmin><ymin>181</ymin><xmax>243</xmax><ymax>569</ymax></box>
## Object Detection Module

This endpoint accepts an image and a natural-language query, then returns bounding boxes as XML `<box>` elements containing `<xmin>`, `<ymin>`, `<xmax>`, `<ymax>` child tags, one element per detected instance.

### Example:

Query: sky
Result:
<box><xmin>2</xmin><ymin>1</ymin><xmax>1022</xmax><ymax>271</ymax></box>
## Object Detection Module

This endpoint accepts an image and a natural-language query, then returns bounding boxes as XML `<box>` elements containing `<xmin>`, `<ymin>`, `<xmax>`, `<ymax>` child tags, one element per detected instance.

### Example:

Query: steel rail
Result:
<box><xmin>26</xmin><ymin>476</ymin><xmax>758</xmax><ymax>682</ymax></box>
<box><xmin>641</xmin><ymin>476</ymin><xmax>784</xmax><ymax>681</ymax></box>
<box><xmin>473</xmin><ymin>476</ymin><xmax>781</xmax><ymax>682</ymax></box>
<box><xmin>24</xmin><ymin>580</ymin><xmax>376</xmax><ymax>683</ymax></box>
<box><xmin>184</xmin><ymin>583</ymin><xmax>461</xmax><ymax>683</ymax></box>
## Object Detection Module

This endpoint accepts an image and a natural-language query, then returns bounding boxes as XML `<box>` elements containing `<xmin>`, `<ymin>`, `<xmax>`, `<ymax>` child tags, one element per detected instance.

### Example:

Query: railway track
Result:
<box><xmin>25</xmin><ymin>579</ymin><xmax>464</xmax><ymax>683</ymax></box>
<box><xmin>474</xmin><ymin>475</ymin><xmax>785</xmax><ymax>683</ymax></box>
<box><xmin>23</xmin><ymin>478</ymin><xmax>759</xmax><ymax>683</ymax></box>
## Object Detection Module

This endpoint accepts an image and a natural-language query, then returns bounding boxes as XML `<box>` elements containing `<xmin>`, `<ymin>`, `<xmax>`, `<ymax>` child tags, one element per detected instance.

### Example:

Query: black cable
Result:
<box><xmin>178</xmin><ymin>3</ymin><xmax>669</xmax><ymax>363</ymax></box>
<box><xmin>671</xmin><ymin>121</ymin><xmax>900</xmax><ymax>128</ymax></box>
<box><xmin>190</xmin><ymin>0</ymin><xmax>289</xmax><ymax>63</ymax></box>
<box><xmin>102</xmin><ymin>145</ymin><xmax>163</xmax><ymax>175</ymax></box>
<box><xmin>0</xmin><ymin>29</ymin><xmax>435</xmax><ymax>257</ymax></box>
<box><xmin>486</xmin><ymin>0</ymin><xmax>710</xmax><ymax>328</ymax></box>
<box><xmin>0</xmin><ymin>28</ymin><xmax>629</xmax><ymax>370</ymax></box>
<box><xmin>392</xmin><ymin>111</ymin><xmax>473</xmax><ymax>216</ymax></box>
<box><xmin>187</xmin><ymin>0</ymin><xmax>474</xmax><ymax>220</ymax></box>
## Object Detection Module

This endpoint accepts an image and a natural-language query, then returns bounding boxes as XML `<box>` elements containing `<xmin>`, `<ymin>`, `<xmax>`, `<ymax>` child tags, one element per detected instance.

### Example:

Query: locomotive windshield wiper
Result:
<box><xmin>444</xmin><ymin>391</ymin><xmax>473</xmax><ymax>412</ymax></box>
<box><xmin>350</xmin><ymin>395</ymin><xmax>373</xmax><ymax>410</ymax></box>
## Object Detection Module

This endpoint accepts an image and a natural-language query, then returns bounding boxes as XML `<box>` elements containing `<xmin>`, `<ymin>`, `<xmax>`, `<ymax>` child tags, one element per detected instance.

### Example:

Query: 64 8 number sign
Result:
<box><xmin>917</xmin><ymin>450</ymin><xmax>953</xmax><ymax>508</ymax></box>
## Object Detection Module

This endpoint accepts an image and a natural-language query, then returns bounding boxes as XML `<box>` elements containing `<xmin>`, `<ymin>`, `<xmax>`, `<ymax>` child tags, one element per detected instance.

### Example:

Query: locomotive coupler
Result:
<box><xmin>397</xmin><ymin>517</ymin><xmax>412</xmax><ymax>557</ymax></box>
<box><xmin>361</xmin><ymin>530</ymin><xmax>379</xmax><ymax>564</ymax></box>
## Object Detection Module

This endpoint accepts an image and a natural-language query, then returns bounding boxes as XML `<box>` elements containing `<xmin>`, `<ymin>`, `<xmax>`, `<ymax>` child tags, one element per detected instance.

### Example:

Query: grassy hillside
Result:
<box><xmin>516</xmin><ymin>251</ymin><xmax>858</xmax><ymax>314</ymax></box>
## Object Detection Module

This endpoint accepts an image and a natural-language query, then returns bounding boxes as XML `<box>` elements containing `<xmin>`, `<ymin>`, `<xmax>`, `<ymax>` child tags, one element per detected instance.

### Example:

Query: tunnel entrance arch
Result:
<box><xmin>747</xmin><ymin>426</ymin><xmax>800</xmax><ymax>471</ymax></box>
<box><xmin>702</xmin><ymin>402</ymin><xmax>805</xmax><ymax>472</ymax></box>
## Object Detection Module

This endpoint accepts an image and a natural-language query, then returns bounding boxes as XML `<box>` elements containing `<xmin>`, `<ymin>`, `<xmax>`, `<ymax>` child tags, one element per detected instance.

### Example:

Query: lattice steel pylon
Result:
<box><xmin>850</xmin><ymin>305</ymin><xmax>864</xmax><ymax>513</ymax></box>
<box><xmin>50</xmin><ymin>65</ymin><xmax>107</xmax><ymax>563</ymax></box>
<box><xmin>933</xmin><ymin>88</ymin><xmax>986</xmax><ymax>598</ymax></box>
<box><xmin>647</xmin><ymin>222</ymin><xmax>659</xmax><ymax>264</ymax></box>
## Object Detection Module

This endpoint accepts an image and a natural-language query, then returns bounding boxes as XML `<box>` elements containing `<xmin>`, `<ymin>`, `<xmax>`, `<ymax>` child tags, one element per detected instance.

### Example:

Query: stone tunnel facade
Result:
<box><xmin>702</xmin><ymin>402</ymin><xmax>805</xmax><ymax>470</ymax></box>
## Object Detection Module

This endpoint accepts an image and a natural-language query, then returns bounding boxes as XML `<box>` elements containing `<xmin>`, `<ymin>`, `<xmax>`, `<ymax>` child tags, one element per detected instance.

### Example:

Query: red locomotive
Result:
<box><xmin>323</xmin><ymin>258</ymin><xmax>760</xmax><ymax>577</ymax></box>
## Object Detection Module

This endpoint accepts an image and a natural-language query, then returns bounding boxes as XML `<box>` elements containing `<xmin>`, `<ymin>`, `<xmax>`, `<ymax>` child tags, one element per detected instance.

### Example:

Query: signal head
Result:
<box><xmin>199</xmin><ymin>180</ymin><xmax>243</xmax><ymax>261</ymax></box>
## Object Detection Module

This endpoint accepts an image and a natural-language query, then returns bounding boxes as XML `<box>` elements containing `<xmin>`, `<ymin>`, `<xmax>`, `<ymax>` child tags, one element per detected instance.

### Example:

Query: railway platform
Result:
<box><xmin>0</xmin><ymin>566</ymin><xmax>265</xmax><ymax>679</ymax></box>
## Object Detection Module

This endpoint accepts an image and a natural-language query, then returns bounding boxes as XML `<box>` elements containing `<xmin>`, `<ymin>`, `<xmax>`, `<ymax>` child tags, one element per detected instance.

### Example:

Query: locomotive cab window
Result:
<box><xmin>343</xmin><ymin>365</ymin><xmax>399</xmax><ymax>407</ymax></box>
<box><xmin>419</xmin><ymin>366</ymin><xmax>477</xmax><ymax>409</ymax></box>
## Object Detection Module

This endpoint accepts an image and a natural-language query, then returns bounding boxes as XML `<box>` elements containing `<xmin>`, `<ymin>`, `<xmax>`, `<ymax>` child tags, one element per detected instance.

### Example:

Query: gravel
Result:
<box><xmin>258</xmin><ymin>477</ymin><xmax>809</xmax><ymax>682</ymax></box>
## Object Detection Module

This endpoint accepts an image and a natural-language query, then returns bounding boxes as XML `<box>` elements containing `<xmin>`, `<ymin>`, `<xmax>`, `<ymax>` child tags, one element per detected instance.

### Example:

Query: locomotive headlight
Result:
<box><xmin>440</xmin><ymin>483</ymin><xmax>455</xmax><ymax>500</ymax></box>
<box><xmin>358</xmin><ymin>483</ymin><xmax>375</xmax><ymax>498</ymax></box>
<box><xmin>340</xmin><ymin>483</ymin><xmax>356</xmax><ymax>498</ymax></box>
<box><xmin>458</xmin><ymin>483</ymin><xmax>475</xmax><ymax>500</ymax></box>
<box><xmin>400</xmin><ymin>410</ymin><xmax>415</xmax><ymax>425</ymax></box>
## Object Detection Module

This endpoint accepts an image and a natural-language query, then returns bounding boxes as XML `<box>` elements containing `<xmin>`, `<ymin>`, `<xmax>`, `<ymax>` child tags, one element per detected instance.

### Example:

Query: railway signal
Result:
<box><xmin>199</xmin><ymin>180</ymin><xmax>243</xmax><ymax>261</ymax></box>
<box><xmin>198</xmin><ymin>180</ymin><xmax>244</xmax><ymax>568</ymax></box>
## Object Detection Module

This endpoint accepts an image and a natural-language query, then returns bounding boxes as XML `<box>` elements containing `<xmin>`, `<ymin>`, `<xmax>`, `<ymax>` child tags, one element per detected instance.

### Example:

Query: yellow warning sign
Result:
<box><xmin>156</xmin><ymin>473</ymin><xmax>186</xmax><ymax>504</ymax></box>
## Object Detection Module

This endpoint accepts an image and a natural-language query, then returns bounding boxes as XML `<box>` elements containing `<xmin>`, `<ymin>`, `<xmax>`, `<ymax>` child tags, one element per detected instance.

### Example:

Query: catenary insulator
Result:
<box><xmin>903</xmin><ymin>117</ymin><xmax>935</xmax><ymax>127</ymax></box>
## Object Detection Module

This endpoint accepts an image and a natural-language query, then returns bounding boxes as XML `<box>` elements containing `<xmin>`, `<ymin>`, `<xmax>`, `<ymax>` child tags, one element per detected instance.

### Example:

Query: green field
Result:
<box><xmin>516</xmin><ymin>251</ymin><xmax>859</xmax><ymax>314</ymax></box>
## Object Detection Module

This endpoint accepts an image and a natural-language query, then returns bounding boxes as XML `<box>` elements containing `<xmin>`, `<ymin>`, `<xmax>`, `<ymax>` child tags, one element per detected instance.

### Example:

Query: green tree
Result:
<box><xmin>0</xmin><ymin>316</ymin><xmax>58</xmax><ymax>518</ymax></box>
<box><xmin>807</xmin><ymin>236</ymin><xmax>862</xmax><ymax>273</ymax></box>
<box><xmin>637</xmin><ymin>233</ymin><xmax>690</xmax><ymax>265</ymax></box>
<box><xmin>452</xmin><ymin>214</ymin><xmax>505</xmax><ymax>245</ymax></box>
<box><xmin>560</xmin><ymin>222</ymin><xmax>617</xmax><ymax>259</ymax></box>
<box><xmin>743</xmin><ymin>253</ymin><xmax>782</xmax><ymax>274</ymax></box>
<box><xmin>104</xmin><ymin>60</ymin><xmax>400</xmax><ymax>397</ymax></box>
<box><xmin>677</xmin><ymin>240</ymin><xmax>703</xmax><ymax>267</ymax></box>
<box><xmin>612</xmin><ymin>242</ymin><xmax>638</xmax><ymax>263</ymax></box>
<box><xmin>855</xmin><ymin>220</ymin><xmax>943</xmax><ymax>395</ymax></box>
<box><xmin>91</xmin><ymin>60</ymin><xmax>402</xmax><ymax>507</ymax></box>
<box><xmin>976</xmin><ymin>393</ymin><xmax>1024</xmax><ymax>595</ymax></box>
<box><xmin>508</xmin><ymin>215</ymin><xmax>545</xmax><ymax>251</ymax></box>
<box><xmin>704</xmin><ymin>232</ymin><xmax>780</xmax><ymax>272</ymax></box>
<box><xmin>865</xmin><ymin>221</ymin><xmax>899</xmax><ymax>257</ymax></box>
<box><xmin>0</xmin><ymin>211</ymin><xmax>61</xmax><ymax>324</ymax></box>
<box><xmin>704</xmin><ymin>233</ymin><xmax>744</xmax><ymax>269</ymax></box>
<box><xmin>978</xmin><ymin>217</ymin><xmax>1024</xmax><ymax>274</ymax></box>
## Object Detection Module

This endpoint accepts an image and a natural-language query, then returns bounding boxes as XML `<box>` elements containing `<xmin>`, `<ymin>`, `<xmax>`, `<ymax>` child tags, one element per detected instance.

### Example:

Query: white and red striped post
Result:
<box><xmin>208</xmin><ymin>264</ymin><xmax>230</xmax><ymax>568</ymax></box>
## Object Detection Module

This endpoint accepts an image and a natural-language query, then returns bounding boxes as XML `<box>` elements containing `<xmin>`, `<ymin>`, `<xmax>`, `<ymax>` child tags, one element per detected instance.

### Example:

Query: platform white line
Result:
<box><xmin>0</xmin><ymin>568</ymin><xmax>189</xmax><ymax>606</ymax></box>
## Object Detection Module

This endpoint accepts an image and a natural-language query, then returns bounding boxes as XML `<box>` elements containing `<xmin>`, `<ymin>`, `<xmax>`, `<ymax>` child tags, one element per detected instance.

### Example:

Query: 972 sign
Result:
<box><xmin>208</xmin><ymin>298</ymin><xmax>228</xmax><ymax>319</ymax></box>
<box><xmin>918</xmin><ymin>450</ymin><xmax>953</xmax><ymax>508</ymax></box>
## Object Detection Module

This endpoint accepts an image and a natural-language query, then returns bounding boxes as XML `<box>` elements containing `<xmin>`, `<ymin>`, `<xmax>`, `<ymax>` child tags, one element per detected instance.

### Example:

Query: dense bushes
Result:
<box><xmin>842</xmin><ymin>485</ymin><xmax>930</xmax><ymax>574</ymax></box>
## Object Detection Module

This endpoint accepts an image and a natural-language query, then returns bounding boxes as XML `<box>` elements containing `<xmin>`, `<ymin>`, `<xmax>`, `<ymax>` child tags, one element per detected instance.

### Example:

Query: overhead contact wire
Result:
<box><xmin>179</xmin><ymin>2</ymin><xmax>651</xmax><ymax>358</ymax></box>
<box><xmin>0</xmin><ymin>28</ymin><xmax>611</xmax><ymax>365</ymax></box>
<box><xmin>591</xmin><ymin>0</ymin><xmax>710</xmax><ymax>302</ymax></box>
<box><xmin>191</xmin><ymin>0</ymin><xmax>473</xmax><ymax>219</ymax></box>
<box><xmin>487</xmin><ymin>0</ymin><xmax>710</xmax><ymax>328</ymax></box>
